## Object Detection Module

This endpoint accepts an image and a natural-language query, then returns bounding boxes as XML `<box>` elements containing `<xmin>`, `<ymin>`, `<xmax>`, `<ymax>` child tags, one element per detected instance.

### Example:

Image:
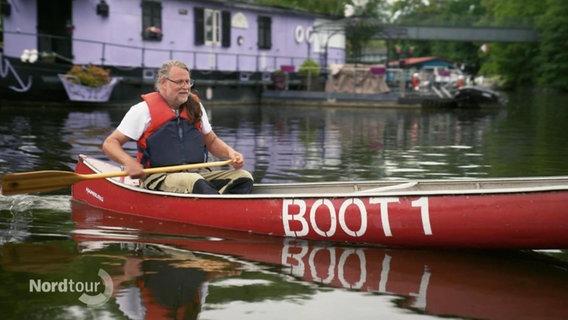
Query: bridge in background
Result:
<box><xmin>318</xmin><ymin>15</ymin><xmax>539</xmax><ymax>43</ymax></box>
<box><xmin>316</xmin><ymin>16</ymin><xmax>539</xmax><ymax>67</ymax></box>
<box><xmin>376</xmin><ymin>24</ymin><xmax>538</xmax><ymax>43</ymax></box>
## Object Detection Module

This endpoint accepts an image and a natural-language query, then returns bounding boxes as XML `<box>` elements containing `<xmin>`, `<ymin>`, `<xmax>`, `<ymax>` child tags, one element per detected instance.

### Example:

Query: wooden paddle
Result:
<box><xmin>1</xmin><ymin>159</ymin><xmax>233</xmax><ymax>196</ymax></box>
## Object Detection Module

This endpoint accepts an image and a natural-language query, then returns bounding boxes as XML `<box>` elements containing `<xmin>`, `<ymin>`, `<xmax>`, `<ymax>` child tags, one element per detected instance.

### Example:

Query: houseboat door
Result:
<box><xmin>37</xmin><ymin>0</ymin><xmax>72</xmax><ymax>62</ymax></box>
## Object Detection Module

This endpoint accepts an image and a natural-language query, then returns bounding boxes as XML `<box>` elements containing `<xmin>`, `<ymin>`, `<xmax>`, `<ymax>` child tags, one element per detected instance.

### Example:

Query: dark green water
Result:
<box><xmin>1</xmin><ymin>91</ymin><xmax>568</xmax><ymax>319</ymax></box>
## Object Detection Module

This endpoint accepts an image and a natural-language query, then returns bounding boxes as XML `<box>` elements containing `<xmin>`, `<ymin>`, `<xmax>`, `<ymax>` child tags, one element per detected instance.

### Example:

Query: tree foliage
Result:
<box><xmin>254</xmin><ymin>0</ymin><xmax>348</xmax><ymax>17</ymax></box>
<box><xmin>535</xmin><ymin>0</ymin><xmax>568</xmax><ymax>90</ymax></box>
<box><xmin>477</xmin><ymin>0</ymin><xmax>542</xmax><ymax>89</ymax></box>
<box><xmin>344</xmin><ymin>0</ymin><xmax>390</xmax><ymax>61</ymax></box>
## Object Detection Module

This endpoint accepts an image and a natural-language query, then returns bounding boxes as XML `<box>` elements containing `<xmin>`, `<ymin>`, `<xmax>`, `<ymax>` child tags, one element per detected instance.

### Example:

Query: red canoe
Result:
<box><xmin>72</xmin><ymin>155</ymin><xmax>568</xmax><ymax>249</ymax></box>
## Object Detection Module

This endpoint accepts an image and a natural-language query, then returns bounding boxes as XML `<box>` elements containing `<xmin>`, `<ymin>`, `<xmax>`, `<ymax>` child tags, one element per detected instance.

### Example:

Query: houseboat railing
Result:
<box><xmin>5</xmin><ymin>30</ymin><xmax>343</xmax><ymax>74</ymax></box>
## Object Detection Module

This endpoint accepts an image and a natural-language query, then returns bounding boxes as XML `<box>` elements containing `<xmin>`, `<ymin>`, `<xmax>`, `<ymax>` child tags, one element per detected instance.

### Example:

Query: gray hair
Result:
<box><xmin>155</xmin><ymin>60</ymin><xmax>190</xmax><ymax>92</ymax></box>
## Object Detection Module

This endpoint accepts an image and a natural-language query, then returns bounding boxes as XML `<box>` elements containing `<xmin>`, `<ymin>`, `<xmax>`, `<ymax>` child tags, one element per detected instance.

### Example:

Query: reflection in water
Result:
<box><xmin>60</xmin><ymin>112</ymin><xmax>113</xmax><ymax>168</ymax></box>
<box><xmin>210</xmin><ymin>106</ymin><xmax>504</xmax><ymax>182</ymax></box>
<box><xmin>0</xmin><ymin>195</ymin><xmax>71</xmax><ymax>244</ymax></box>
<box><xmin>83</xmin><ymin>242</ymin><xmax>239</xmax><ymax>319</ymax></box>
<box><xmin>4</xmin><ymin>202</ymin><xmax>563</xmax><ymax>320</ymax></box>
<box><xmin>2</xmin><ymin>101</ymin><xmax>567</xmax><ymax>183</ymax></box>
<box><xmin>0</xmin><ymin>104</ymin><xmax>506</xmax><ymax>183</ymax></box>
<box><xmin>0</xmin><ymin>115</ymin><xmax>43</xmax><ymax>172</ymax></box>
<box><xmin>0</xmin><ymin>107</ymin><xmax>116</xmax><ymax>174</ymax></box>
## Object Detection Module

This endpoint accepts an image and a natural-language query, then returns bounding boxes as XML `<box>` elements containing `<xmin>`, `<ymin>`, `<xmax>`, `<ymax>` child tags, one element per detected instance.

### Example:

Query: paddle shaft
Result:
<box><xmin>1</xmin><ymin>159</ymin><xmax>233</xmax><ymax>196</ymax></box>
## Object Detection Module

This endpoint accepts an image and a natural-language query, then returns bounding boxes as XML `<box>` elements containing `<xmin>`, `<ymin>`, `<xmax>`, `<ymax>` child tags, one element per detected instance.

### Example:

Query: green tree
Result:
<box><xmin>390</xmin><ymin>0</ymin><xmax>427</xmax><ymax>19</ymax></box>
<box><xmin>344</xmin><ymin>0</ymin><xmax>390</xmax><ymax>63</ymax></box>
<box><xmin>535</xmin><ymin>1</ymin><xmax>568</xmax><ymax>91</ymax></box>
<box><xmin>478</xmin><ymin>0</ymin><xmax>542</xmax><ymax>89</ymax></box>
<box><xmin>255</xmin><ymin>0</ymin><xmax>348</xmax><ymax>16</ymax></box>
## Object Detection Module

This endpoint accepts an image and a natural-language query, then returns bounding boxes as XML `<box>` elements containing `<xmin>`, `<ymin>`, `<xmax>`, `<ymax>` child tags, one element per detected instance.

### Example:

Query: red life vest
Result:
<box><xmin>136</xmin><ymin>92</ymin><xmax>206</xmax><ymax>168</ymax></box>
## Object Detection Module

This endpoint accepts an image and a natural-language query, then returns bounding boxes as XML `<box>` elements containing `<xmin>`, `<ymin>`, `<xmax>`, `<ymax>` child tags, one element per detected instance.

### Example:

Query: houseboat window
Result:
<box><xmin>142</xmin><ymin>1</ymin><xmax>162</xmax><ymax>41</ymax></box>
<box><xmin>257</xmin><ymin>16</ymin><xmax>272</xmax><ymax>50</ymax></box>
<box><xmin>194</xmin><ymin>8</ymin><xmax>231</xmax><ymax>47</ymax></box>
<box><xmin>204</xmin><ymin>9</ymin><xmax>221</xmax><ymax>46</ymax></box>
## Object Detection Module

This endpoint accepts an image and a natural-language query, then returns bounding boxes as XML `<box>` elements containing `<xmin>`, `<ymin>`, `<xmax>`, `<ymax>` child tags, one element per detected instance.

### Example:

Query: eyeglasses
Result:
<box><xmin>166</xmin><ymin>78</ymin><xmax>195</xmax><ymax>87</ymax></box>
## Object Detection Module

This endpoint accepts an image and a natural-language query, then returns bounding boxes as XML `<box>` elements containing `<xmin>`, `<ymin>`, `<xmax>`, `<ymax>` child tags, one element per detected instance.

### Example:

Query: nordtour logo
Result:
<box><xmin>29</xmin><ymin>268</ymin><xmax>113</xmax><ymax>306</ymax></box>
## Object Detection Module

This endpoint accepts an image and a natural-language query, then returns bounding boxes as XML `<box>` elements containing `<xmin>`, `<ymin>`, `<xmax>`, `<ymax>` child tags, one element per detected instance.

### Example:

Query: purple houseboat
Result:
<box><xmin>0</xmin><ymin>0</ymin><xmax>345</xmax><ymax>104</ymax></box>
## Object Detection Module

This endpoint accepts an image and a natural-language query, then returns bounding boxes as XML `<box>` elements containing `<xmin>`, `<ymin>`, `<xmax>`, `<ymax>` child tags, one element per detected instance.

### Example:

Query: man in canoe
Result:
<box><xmin>102</xmin><ymin>60</ymin><xmax>253</xmax><ymax>194</ymax></box>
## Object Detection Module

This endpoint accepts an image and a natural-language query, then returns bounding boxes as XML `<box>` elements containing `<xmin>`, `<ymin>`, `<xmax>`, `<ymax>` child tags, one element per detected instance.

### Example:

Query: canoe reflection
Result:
<box><xmin>107</xmin><ymin>244</ymin><xmax>239</xmax><ymax>319</ymax></box>
<box><xmin>71</xmin><ymin>201</ymin><xmax>568</xmax><ymax>320</ymax></box>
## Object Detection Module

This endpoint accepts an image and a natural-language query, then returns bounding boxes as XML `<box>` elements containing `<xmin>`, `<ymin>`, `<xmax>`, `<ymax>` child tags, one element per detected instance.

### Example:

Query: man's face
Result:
<box><xmin>161</xmin><ymin>66</ymin><xmax>191</xmax><ymax>108</ymax></box>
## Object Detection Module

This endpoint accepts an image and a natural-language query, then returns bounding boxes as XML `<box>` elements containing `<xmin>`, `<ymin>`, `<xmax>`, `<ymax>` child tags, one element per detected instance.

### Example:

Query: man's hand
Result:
<box><xmin>229</xmin><ymin>150</ymin><xmax>245</xmax><ymax>169</ymax></box>
<box><xmin>123</xmin><ymin>159</ymin><xmax>146</xmax><ymax>179</ymax></box>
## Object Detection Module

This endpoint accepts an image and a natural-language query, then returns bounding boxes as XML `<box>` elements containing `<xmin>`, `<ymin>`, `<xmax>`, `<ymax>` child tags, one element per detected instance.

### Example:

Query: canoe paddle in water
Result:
<box><xmin>0</xmin><ymin>159</ymin><xmax>233</xmax><ymax>196</ymax></box>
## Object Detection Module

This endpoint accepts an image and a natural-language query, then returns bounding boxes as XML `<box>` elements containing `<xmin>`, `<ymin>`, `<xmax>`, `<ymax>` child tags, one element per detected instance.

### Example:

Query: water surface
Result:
<box><xmin>1</xmin><ymin>91</ymin><xmax>568</xmax><ymax>319</ymax></box>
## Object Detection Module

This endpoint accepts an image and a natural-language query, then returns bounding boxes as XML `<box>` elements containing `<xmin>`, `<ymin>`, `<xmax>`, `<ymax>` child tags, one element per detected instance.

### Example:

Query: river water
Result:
<box><xmin>1</xmin><ymin>91</ymin><xmax>568</xmax><ymax>319</ymax></box>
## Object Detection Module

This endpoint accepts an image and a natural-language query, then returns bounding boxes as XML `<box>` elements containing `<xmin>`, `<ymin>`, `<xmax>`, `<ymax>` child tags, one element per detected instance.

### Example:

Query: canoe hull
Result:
<box><xmin>71</xmin><ymin>155</ymin><xmax>568</xmax><ymax>249</ymax></box>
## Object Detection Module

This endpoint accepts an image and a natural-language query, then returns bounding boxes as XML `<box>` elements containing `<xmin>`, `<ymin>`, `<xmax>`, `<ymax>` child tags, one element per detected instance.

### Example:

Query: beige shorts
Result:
<box><xmin>141</xmin><ymin>169</ymin><xmax>253</xmax><ymax>194</ymax></box>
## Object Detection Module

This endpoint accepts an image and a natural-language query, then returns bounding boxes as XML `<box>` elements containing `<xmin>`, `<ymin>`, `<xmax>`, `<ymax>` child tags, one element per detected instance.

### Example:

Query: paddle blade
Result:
<box><xmin>1</xmin><ymin>171</ymin><xmax>85</xmax><ymax>196</ymax></box>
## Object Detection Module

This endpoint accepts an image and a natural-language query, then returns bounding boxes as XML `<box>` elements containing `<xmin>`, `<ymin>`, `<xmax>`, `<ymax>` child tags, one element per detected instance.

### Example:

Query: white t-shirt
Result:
<box><xmin>116</xmin><ymin>100</ymin><xmax>212</xmax><ymax>141</ymax></box>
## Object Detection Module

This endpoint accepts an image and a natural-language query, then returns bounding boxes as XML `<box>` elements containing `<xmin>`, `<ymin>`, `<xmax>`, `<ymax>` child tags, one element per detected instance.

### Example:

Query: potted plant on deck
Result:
<box><xmin>298</xmin><ymin>58</ymin><xmax>320</xmax><ymax>91</ymax></box>
<box><xmin>58</xmin><ymin>65</ymin><xmax>120</xmax><ymax>102</ymax></box>
<box><xmin>39</xmin><ymin>51</ymin><xmax>57</xmax><ymax>63</ymax></box>
<box><xmin>271</xmin><ymin>69</ymin><xmax>286</xmax><ymax>90</ymax></box>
